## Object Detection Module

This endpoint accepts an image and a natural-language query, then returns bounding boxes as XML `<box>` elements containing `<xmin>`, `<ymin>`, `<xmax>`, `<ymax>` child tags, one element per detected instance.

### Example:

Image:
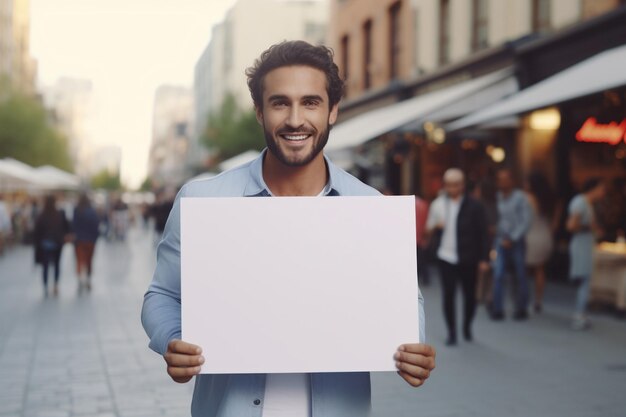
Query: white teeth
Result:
<box><xmin>283</xmin><ymin>134</ymin><xmax>309</xmax><ymax>141</ymax></box>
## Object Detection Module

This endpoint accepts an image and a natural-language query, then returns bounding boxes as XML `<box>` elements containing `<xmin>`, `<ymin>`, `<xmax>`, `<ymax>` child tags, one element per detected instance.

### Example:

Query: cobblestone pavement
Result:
<box><xmin>1</xmin><ymin>225</ymin><xmax>625</xmax><ymax>417</ymax></box>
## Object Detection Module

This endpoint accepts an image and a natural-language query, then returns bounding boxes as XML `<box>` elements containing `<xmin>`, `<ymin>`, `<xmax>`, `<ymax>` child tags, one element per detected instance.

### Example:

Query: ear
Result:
<box><xmin>255</xmin><ymin>107</ymin><xmax>264</xmax><ymax>126</ymax></box>
<box><xmin>328</xmin><ymin>103</ymin><xmax>339</xmax><ymax>126</ymax></box>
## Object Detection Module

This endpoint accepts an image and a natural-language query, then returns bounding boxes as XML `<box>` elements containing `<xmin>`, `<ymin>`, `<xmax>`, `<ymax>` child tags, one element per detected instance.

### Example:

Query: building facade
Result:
<box><xmin>148</xmin><ymin>85</ymin><xmax>194</xmax><ymax>189</ymax></box>
<box><xmin>329</xmin><ymin>0</ymin><xmax>625</xmax><ymax>197</ymax></box>
<box><xmin>0</xmin><ymin>0</ymin><xmax>36</xmax><ymax>93</ymax></box>
<box><xmin>42</xmin><ymin>77</ymin><xmax>95</xmax><ymax>179</ymax></box>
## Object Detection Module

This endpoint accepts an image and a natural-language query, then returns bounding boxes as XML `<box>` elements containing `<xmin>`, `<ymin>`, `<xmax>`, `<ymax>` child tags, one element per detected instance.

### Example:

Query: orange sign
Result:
<box><xmin>575</xmin><ymin>117</ymin><xmax>626</xmax><ymax>145</ymax></box>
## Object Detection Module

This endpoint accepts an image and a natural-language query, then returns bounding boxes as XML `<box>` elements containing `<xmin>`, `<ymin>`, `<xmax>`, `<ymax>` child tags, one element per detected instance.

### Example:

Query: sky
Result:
<box><xmin>30</xmin><ymin>0</ymin><xmax>238</xmax><ymax>188</ymax></box>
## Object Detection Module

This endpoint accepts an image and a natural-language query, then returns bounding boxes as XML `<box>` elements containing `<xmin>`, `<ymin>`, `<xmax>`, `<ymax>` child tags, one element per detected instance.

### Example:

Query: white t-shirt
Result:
<box><xmin>426</xmin><ymin>195</ymin><xmax>462</xmax><ymax>264</ymax></box>
<box><xmin>262</xmin><ymin>183</ymin><xmax>329</xmax><ymax>417</ymax></box>
<box><xmin>263</xmin><ymin>373</ymin><xmax>311</xmax><ymax>417</ymax></box>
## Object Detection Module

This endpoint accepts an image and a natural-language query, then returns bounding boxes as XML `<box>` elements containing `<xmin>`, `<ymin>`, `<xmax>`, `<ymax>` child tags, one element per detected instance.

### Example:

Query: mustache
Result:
<box><xmin>276</xmin><ymin>127</ymin><xmax>316</xmax><ymax>135</ymax></box>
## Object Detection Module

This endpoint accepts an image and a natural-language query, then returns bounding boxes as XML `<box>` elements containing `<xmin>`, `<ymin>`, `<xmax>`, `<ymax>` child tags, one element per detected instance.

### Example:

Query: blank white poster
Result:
<box><xmin>181</xmin><ymin>196</ymin><xmax>419</xmax><ymax>374</ymax></box>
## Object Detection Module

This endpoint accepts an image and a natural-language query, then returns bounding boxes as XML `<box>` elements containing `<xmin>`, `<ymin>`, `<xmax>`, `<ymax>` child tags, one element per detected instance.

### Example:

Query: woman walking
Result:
<box><xmin>34</xmin><ymin>195</ymin><xmax>69</xmax><ymax>297</ymax></box>
<box><xmin>566</xmin><ymin>178</ymin><xmax>606</xmax><ymax>330</ymax></box>
<box><xmin>524</xmin><ymin>172</ymin><xmax>556</xmax><ymax>313</ymax></box>
<box><xmin>72</xmin><ymin>194</ymin><xmax>100</xmax><ymax>290</ymax></box>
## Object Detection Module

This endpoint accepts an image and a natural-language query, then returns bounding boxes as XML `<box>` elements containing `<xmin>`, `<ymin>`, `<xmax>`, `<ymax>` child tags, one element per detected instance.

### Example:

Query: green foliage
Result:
<box><xmin>91</xmin><ymin>169</ymin><xmax>122</xmax><ymax>191</ymax></box>
<box><xmin>201</xmin><ymin>93</ymin><xmax>264</xmax><ymax>161</ymax></box>
<box><xmin>0</xmin><ymin>79</ymin><xmax>73</xmax><ymax>171</ymax></box>
<box><xmin>139</xmin><ymin>176</ymin><xmax>153</xmax><ymax>192</ymax></box>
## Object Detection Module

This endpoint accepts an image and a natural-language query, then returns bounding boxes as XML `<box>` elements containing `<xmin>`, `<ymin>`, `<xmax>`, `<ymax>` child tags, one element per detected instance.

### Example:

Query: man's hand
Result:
<box><xmin>394</xmin><ymin>343</ymin><xmax>436</xmax><ymax>387</ymax></box>
<box><xmin>501</xmin><ymin>238</ymin><xmax>512</xmax><ymax>249</ymax></box>
<box><xmin>164</xmin><ymin>339</ymin><xmax>204</xmax><ymax>383</ymax></box>
<box><xmin>478</xmin><ymin>261</ymin><xmax>490</xmax><ymax>274</ymax></box>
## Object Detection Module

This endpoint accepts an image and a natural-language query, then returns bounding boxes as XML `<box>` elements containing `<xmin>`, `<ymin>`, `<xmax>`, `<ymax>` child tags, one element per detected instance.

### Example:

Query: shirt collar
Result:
<box><xmin>243</xmin><ymin>148</ymin><xmax>343</xmax><ymax>197</ymax></box>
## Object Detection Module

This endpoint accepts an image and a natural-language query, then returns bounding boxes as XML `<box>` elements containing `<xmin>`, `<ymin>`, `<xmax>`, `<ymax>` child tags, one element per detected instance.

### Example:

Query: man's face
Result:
<box><xmin>497</xmin><ymin>171</ymin><xmax>513</xmax><ymax>192</ymax></box>
<box><xmin>444</xmin><ymin>180</ymin><xmax>464</xmax><ymax>199</ymax></box>
<box><xmin>256</xmin><ymin>65</ymin><xmax>338</xmax><ymax>167</ymax></box>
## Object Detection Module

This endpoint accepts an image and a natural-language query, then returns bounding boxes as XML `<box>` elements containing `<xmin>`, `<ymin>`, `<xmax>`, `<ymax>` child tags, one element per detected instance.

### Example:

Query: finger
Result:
<box><xmin>397</xmin><ymin>370</ymin><xmax>424</xmax><ymax>388</ymax></box>
<box><xmin>167</xmin><ymin>364</ymin><xmax>202</xmax><ymax>380</ymax></box>
<box><xmin>172</xmin><ymin>375</ymin><xmax>193</xmax><ymax>384</ymax></box>
<box><xmin>168</xmin><ymin>339</ymin><xmax>202</xmax><ymax>355</ymax></box>
<box><xmin>398</xmin><ymin>343</ymin><xmax>436</xmax><ymax>358</ymax></box>
<box><xmin>394</xmin><ymin>351</ymin><xmax>435</xmax><ymax>370</ymax></box>
<box><xmin>395</xmin><ymin>361</ymin><xmax>431</xmax><ymax>380</ymax></box>
<box><xmin>164</xmin><ymin>352</ymin><xmax>205</xmax><ymax>367</ymax></box>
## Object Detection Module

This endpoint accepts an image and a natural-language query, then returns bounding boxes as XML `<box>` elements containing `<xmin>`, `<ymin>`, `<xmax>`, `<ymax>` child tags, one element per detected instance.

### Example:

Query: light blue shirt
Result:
<box><xmin>496</xmin><ymin>189</ymin><xmax>532</xmax><ymax>243</ymax></box>
<box><xmin>141</xmin><ymin>149</ymin><xmax>426</xmax><ymax>417</ymax></box>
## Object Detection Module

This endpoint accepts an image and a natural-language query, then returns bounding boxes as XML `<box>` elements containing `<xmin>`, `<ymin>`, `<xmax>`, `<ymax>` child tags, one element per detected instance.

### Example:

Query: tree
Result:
<box><xmin>0</xmin><ymin>78</ymin><xmax>73</xmax><ymax>171</ymax></box>
<box><xmin>201</xmin><ymin>93</ymin><xmax>265</xmax><ymax>161</ymax></box>
<box><xmin>91</xmin><ymin>169</ymin><xmax>122</xmax><ymax>191</ymax></box>
<box><xmin>139</xmin><ymin>176</ymin><xmax>153</xmax><ymax>192</ymax></box>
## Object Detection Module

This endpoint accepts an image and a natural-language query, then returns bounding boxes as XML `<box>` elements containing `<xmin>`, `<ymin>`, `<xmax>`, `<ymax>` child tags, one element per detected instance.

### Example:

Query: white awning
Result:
<box><xmin>326</xmin><ymin>69</ymin><xmax>513</xmax><ymax>151</ymax></box>
<box><xmin>35</xmin><ymin>166</ymin><xmax>81</xmax><ymax>190</ymax></box>
<box><xmin>447</xmin><ymin>44</ymin><xmax>626</xmax><ymax>131</ymax></box>
<box><xmin>0</xmin><ymin>159</ymin><xmax>81</xmax><ymax>191</ymax></box>
<box><xmin>399</xmin><ymin>74</ymin><xmax>518</xmax><ymax>131</ymax></box>
<box><xmin>0</xmin><ymin>159</ymin><xmax>44</xmax><ymax>191</ymax></box>
<box><xmin>218</xmin><ymin>150</ymin><xmax>261</xmax><ymax>172</ymax></box>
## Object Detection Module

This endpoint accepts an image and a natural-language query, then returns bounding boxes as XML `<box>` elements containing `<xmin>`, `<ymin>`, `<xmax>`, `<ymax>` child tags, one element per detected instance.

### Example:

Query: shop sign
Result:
<box><xmin>575</xmin><ymin>117</ymin><xmax>626</xmax><ymax>145</ymax></box>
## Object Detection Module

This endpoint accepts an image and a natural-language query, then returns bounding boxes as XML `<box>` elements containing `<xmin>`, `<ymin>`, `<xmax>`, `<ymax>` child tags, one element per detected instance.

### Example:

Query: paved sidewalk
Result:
<box><xmin>1</xmin><ymin>226</ymin><xmax>625</xmax><ymax>417</ymax></box>
<box><xmin>0</xmin><ymin>227</ymin><xmax>193</xmax><ymax>417</ymax></box>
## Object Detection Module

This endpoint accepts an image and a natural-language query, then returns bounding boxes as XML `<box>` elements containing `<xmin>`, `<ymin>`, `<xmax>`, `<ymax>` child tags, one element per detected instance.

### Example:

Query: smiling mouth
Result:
<box><xmin>279</xmin><ymin>132</ymin><xmax>312</xmax><ymax>142</ymax></box>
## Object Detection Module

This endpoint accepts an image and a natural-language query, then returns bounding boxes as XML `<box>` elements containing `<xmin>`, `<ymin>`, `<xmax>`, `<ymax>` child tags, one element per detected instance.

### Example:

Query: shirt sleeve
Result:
<box><xmin>510</xmin><ymin>192</ymin><xmax>532</xmax><ymax>242</ymax></box>
<box><xmin>425</xmin><ymin>197</ymin><xmax>441</xmax><ymax>232</ymax></box>
<box><xmin>418</xmin><ymin>288</ymin><xmax>426</xmax><ymax>343</ymax></box>
<box><xmin>141</xmin><ymin>187</ymin><xmax>186</xmax><ymax>355</ymax></box>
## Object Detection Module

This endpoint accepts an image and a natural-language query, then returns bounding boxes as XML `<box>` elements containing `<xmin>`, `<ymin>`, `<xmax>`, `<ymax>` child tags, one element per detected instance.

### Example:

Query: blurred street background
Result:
<box><xmin>2</xmin><ymin>0</ymin><xmax>626</xmax><ymax>416</ymax></box>
<box><xmin>1</xmin><ymin>223</ymin><xmax>625</xmax><ymax>417</ymax></box>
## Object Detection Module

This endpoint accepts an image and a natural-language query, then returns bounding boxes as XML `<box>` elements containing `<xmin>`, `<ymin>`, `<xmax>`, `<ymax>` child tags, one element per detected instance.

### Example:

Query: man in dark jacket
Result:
<box><xmin>426</xmin><ymin>168</ymin><xmax>489</xmax><ymax>345</ymax></box>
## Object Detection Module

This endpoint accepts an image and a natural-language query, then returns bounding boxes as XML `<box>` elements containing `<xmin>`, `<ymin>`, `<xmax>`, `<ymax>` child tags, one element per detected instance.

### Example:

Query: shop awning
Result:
<box><xmin>446</xmin><ymin>44</ymin><xmax>626</xmax><ymax>131</ymax></box>
<box><xmin>35</xmin><ymin>166</ymin><xmax>81</xmax><ymax>190</ymax></box>
<box><xmin>326</xmin><ymin>69</ymin><xmax>514</xmax><ymax>151</ymax></box>
<box><xmin>0</xmin><ymin>159</ymin><xmax>81</xmax><ymax>191</ymax></box>
<box><xmin>0</xmin><ymin>159</ymin><xmax>44</xmax><ymax>191</ymax></box>
<box><xmin>399</xmin><ymin>74</ymin><xmax>519</xmax><ymax>131</ymax></box>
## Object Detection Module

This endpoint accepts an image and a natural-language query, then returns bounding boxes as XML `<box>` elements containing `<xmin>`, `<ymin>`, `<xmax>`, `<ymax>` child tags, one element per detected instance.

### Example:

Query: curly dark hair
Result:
<box><xmin>246</xmin><ymin>40</ymin><xmax>344</xmax><ymax>110</ymax></box>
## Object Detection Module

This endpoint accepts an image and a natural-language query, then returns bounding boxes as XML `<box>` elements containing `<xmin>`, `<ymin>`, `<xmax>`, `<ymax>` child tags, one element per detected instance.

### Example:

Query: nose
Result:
<box><xmin>286</xmin><ymin>105</ymin><xmax>304</xmax><ymax>129</ymax></box>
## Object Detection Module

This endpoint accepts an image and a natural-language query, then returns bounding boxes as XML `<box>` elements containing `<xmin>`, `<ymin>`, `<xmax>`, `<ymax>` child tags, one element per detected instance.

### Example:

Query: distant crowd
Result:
<box><xmin>0</xmin><ymin>190</ymin><xmax>176</xmax><ymax>297</ymax></box>
<box><xmin>413</xmin><ymin>167</ymin><xmax>620</xmax><ymax>344</ymax></box>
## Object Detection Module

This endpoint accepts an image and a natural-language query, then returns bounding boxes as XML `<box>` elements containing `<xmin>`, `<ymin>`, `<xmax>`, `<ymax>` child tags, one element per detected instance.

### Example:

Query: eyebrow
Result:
<box><xmin>267</xmin><ymin>94</ymin><xmax>325</xmax><ymax>103</ymax></box>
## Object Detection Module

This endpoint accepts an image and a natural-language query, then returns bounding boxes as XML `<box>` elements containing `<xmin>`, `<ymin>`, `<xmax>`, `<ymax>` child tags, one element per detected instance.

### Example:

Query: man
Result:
<box><xmin>491</xmin><ymin>169</ymin><xmax>532</xmax><ymax>320</ymax></box>
<box><xmin>415</xmin><ymin>194</ymin><xmax>430</xmax><ymax>286</ymax></box>
<box><xmin>426</xmin><ymin>169</ymin><xmax>489</xmax><ymax>346</ymax></box>
<box><xmin>0</xmin><ymin>195</ymin><xmax>11</xmax><ymax>254</ymax></box>
<box><xmin>141</xmin><ymin>41</ymin><xmax>435</xmax><ymax>417</ymax></box>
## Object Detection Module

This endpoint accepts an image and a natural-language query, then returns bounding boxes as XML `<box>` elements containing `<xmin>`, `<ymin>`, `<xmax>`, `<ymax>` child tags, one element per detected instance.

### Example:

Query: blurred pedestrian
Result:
<box><xmin>426</xmin><ymin>169</ymin><xmax>489</xmax><ymax>345</ymax></box>
<box><xmin>415</xmin><ymin>195</ymin><xmax>430</xmax><ymax>286</ymax></box>
<box><xmin>0</xmin><ymin>194</ymin><xmax>12</xmax><ymax>254</ymax></box>
<box><xmin>566</xmin><ymin>178</ymin><xmax>606</xmax><ymax>330</ymax></box>
<box><xmin>472</xmin><ymin>178</ymin><xmax>498</xmax><ymax>307</ymax></box>
<box><xmin>524</xmin><ymin>172</ymin><xmax>556</xmax><ymax>313</ymax></box>
<box><xmin>34</xmin><ymin>195</ymin><xmax>70</xmax><ymax>297</ymax></box>
<box><xmin>111</xmin><ymin>198</ymin><xmax>130</xmax><ymax>241</ymax></box>
<box><xmin>72</xmin><ymin>194</ymin><xmax>100</xmax><ymax>291</ymax></box>
<box><xmin>491</xmin><ymin>169</ymin><xmax>532</xmax><ymax>320</ymax></box>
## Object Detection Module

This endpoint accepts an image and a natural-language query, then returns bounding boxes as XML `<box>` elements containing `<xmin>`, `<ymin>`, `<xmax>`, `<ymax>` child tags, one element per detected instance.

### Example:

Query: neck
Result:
<box><xmin>262</xmin><ymin>151</ymin><xmax>328</xmax><ymax>196</ymax></box>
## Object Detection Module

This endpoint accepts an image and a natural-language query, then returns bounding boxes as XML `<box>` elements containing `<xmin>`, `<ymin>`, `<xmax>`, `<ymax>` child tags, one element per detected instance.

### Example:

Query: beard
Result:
<box><xmin>263</xmin><ymin>122</ymin><xmax>331</xmax><ymax>167</ymax></box>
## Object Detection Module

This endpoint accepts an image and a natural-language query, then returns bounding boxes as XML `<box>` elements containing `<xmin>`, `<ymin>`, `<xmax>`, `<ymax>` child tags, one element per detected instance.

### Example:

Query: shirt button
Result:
<box><xmin>253</xmin><ymin>399</ymin><xmax>261</xmax><ymax>405</ymax></box>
